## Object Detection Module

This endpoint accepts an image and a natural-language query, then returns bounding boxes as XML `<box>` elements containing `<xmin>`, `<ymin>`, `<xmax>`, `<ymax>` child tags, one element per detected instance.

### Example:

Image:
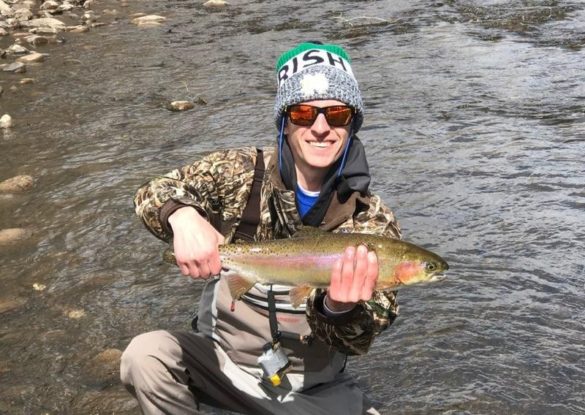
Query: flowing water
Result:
<box><xmin>1</xmin><ymin>0</ymin><xmax>584</xmax><ymax>413</ymax></box>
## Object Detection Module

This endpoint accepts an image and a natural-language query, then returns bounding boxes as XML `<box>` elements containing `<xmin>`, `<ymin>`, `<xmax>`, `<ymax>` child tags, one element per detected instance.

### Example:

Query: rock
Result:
<box><xmin>24</xmin><ymin>34</ymin><xmax>50</xmax><ymax>46</ymax></box>
<box><xmin>82</xmin><ymin>348</ymin><xmax>123</xmax><ymax>383</ymax></box>
<box><xmin>83</xmin><ymin>0</ymin><xmax>93</xmax><ymax>9</ymax></box>
<box><xmin>0</xmin><ymin>86</ymin><xmax>3</xmax><ymax>95</ymax></box>
<box><xmin>82</xmin><ymin>10</ymin><xmax>96</xmax><ymax>23</ymax></box>
<box><xmin>0</xmin><ymin>115</ymin><xmax>12</xmax><ymax>128</ymax></box>
<box><xmin>40</xmin><ymin>0</ymin><xmax>59</xmax><ymax>11</ymax></box>
<box><xmin>67</xmin><ymin>24</ymin><xmax>89</xmax><ymax>33</ymax></box>
<box><xmin>2</xmin><ymin>62</ymin><xmax>26</xmax><ymax>73</ymax></box>
<box><xmin>167</xmin><ymin>100</ymin><xmax>194</xmax><ymax>111</ymax></box>
<box><xmin>0</xmin><ymin>0</ymin><xmax>13</xmax><ymax>17</ymax></box>
<box><xmin>14</xmin><ymin>8</ymin><xmax>33</xmax><ymax>20</ymax></box>
<box><xmin>32</xmin><ymin>282</ymin><xmax>46</xmax><ymax>291</ymax></box>
<box><xmin>66</xmin><ymin>308</ymin><xmax>85</xmax><ymax>319</ymax></box>
<box><xmin>57</xmin><ymin>2</ymin><xmax>74</xmax><ymax>12</ymax></box>
<box><xmin>17</xmin><ymin>52</ymin><xmax>46</xmax><ymax>63</ymax></box>
<box><xmin>203</xmin><ymin>0</ymin><xmax>228</xmax><ymax>8</ymax></box>
<box><xmin>24</xmin><ymin>17</ymin><xmax>67</xmax><ymax>32</ymax></box>
<box><xmin>0</xmin><ymin>228</ymin><xmax>33</xmax><ymax>245</ymax></box>
<box><xmin>0</xmin><ymin>28</ymin><xmax>8</xmax><ymax>36</ymax></box>
<box><xmin>131</xmin><ymin>15</ymin><xmax>166</xmax><ymax>26</ymax></box>
<box><xmin>0</xmin><ymin>297</ymin><xmax>27</xmax><ymax>314</ymax></box>
<box><xmin>0</xmin><ymin>175</ymin><xmax>34</xmax><ymax>192</ymax></box>
<box><xmin>20</xmin><ymin>78</ymin><xmax>35</xmax><ymax>85</ymax></box>
<box><xmin>7</xmin><ymin>44</ymin><xmax>29</xmax><ymax>54</ymax></box>
<box><xmin>21</xmin><ymin>0</ymin><xmax>36</xmax><ymax>10</ymax></box>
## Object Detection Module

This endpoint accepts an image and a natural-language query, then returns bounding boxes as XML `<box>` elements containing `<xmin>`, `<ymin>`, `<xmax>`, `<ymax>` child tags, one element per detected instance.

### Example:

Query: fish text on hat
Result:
<box><xmin>277</xmin><ymin>49</ymin><xmax>355</xmax><ymax>86</ymax></box>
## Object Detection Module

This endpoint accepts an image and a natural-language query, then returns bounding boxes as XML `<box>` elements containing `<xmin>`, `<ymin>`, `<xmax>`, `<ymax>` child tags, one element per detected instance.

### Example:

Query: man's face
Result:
<box><xmin>285</xmin><ymin>99</ymin><xmax>352</xmax><ymax>174</ymax></box>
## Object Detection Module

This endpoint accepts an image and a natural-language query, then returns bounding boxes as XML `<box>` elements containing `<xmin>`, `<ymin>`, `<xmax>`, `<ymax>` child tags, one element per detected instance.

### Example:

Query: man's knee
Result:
<box><xmin>120</xmin><ymin>330</ymin><xmax>178</xmax><ymax>388</ymax></box>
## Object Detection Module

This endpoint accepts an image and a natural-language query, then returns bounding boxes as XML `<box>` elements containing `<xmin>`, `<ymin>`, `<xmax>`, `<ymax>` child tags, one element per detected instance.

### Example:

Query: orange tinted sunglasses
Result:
<box><xmin>287</xmin><ymin>104</ymin><xmax>354</xmax><ymax>127</ymax></box>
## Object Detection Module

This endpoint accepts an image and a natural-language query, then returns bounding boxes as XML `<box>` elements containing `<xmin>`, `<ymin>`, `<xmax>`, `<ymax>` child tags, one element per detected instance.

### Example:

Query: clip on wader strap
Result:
<box><xmin>234</xmin><ymin>148</ymin><xmax>264</xmax><ymax>242</ymax></box>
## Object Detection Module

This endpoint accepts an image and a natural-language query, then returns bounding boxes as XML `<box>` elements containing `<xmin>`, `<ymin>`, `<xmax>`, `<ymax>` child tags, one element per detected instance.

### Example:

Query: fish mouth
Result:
<box><xmin>430</xmin><ymin>273</ymin><xmax>447</xmax><ymax>282</ymax></box>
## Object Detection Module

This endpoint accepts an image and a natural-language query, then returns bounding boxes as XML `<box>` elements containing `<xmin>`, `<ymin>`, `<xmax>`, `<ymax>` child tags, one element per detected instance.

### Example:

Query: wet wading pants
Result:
<box><xmin>120</xmin><ymin>330</ymin><xmax>381</xmax><ymax>415</ymax></box>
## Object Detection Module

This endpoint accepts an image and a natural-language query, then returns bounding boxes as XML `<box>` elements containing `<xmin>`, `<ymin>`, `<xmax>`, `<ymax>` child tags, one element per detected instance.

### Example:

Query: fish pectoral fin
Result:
<box><xmin>289</xmin><ymin>285</ymin><xmax>314</xmax><ymax>308</ymax></box>
<box><xmin>225</xmin><ymin>274</ymin><xmax>256</xmax><ymax>301</ymax></box>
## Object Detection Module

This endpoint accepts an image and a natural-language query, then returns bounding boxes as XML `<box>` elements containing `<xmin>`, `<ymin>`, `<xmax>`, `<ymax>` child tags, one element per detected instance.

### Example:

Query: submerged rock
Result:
<box><xmin>66</xmin><ymin>308</ymin><xmax>86</xmax><ymax>319</ymax></box>
<box><xmin>167</xmin><ymin>100</ymin><xmax>194</xmax><ymax>111</ymax></box>
<box><xmin>2</xmin><ymin>62</ymin><xmax>26</xmax><ymax>73</ymax></box>
<box><xmin>24</xmin><ymin>34</ymin><xmax>50</xmax><ymax>46</ymax></box>
<box><xmin>203</xmin><ymin>0</ymin><xmax>228</xmax><ymax>8</ymax></box>
<box><xmin>67</xmin><ymin>25</ymin><xmax>90</xmax><ymax>33</ymax></box>
<box><xmin>0</xmin><ymin>228</ymin><xmax>33</xmax><ymax>245</ymax></box>
<box><xmin>0</xmin><ymin>175</ymin><xmax>34</xmax><ymax>192</ymax></box>
<box><xmin>0</xmin><ymin>114</ymin><xmax>13</xmax><ymax>128</ymax></box>
<box><xmin>24</xmin><ymin>17</ymin><xmax>67</xmax><ymax>32</ymax></box>
<box><xmin>0</xmin><ymin>297</ymin><xmax>27</xmax><ymax>314</ymax></box>
<box><xmin>17</xmin><ymin>52</ymin><xmax>46</xmax><ymax>63</ymax></box>
<box><xmin>82</xmin><ymin>348</ymin><xmax>123</xmax><ymax>383</ymax></box>
<box><xmin>7</xmin><ymin>44</ymin><xmax>28</xmax><ymax>55</ymax></box>
<box><xmin>131</xmin><ymin>14</ymin><xmax>166</xmax><ymax>26</ymax></box>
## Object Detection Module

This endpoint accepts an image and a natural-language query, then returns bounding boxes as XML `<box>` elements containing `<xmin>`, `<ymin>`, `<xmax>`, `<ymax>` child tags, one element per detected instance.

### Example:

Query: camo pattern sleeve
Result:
<box><xmin>305</xmin><ymin>193</ymin><xmax>401</xmax><ymax>355</ymax></box>
<box><xmin>133</xmin><ymin>148</ymin><xmax>258</xmax><ymax>242</ymax></box>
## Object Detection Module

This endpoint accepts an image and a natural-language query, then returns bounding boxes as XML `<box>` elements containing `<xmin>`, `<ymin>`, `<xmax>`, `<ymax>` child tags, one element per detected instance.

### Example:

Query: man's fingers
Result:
<box><xmin>349</xmin><ymin>245</ymin><xmax>368</xmax><ymax>302</ymax></box>
<box><xmin>179</xmin><ymin>263</ymin><xmax>190</xmax><ymax>276</ymax></box>
<box><xmin>361</xmin><ymin>251</ymin><xmax>378</xmax><ymax>301</ymax></box>
<box><xmin>330</xmin><ymin>257</ymin><xmax>343</xmax><ymax>298</ymax></box>
<box><xmin>337</xmin><ymin>246</ymin><xmax>356</xmax><ymax>302</ymax></box>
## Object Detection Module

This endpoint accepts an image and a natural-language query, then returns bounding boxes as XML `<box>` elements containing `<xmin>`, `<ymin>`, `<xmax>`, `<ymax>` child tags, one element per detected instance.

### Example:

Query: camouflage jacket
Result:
<box><xmin>134</xmin><ymin>146</ymin><xmax>401</xmax><ymax>356</ymax></box>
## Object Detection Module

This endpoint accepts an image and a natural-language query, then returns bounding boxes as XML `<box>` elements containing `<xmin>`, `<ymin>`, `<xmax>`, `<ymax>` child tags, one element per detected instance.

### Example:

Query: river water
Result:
<box><xmin>1</xmin><ymin>0</ymin><xmax>584</xmax><ymax>414</ymax></box>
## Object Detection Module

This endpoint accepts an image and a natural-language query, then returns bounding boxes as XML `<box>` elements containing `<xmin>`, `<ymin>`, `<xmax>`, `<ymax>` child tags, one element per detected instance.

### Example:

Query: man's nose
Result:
<box><xmin>311</xmin><ymin>113</ymin><xmax>331</xmax><ymax>135</ymax></box>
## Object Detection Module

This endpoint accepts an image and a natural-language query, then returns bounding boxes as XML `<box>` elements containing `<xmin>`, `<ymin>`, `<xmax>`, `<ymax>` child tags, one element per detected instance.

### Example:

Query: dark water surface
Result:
<box><xmin>1</xmin><ymin>0</ymin><xmax>584</xmax><ymax>413</ymax></box>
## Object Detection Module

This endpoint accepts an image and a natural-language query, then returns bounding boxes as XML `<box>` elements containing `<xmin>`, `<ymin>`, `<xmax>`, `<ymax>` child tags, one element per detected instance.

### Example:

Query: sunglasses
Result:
<box><xmin>287</xmin><ymin>104</ymin><xmax>354</xmax><ymax>127</ymax></box>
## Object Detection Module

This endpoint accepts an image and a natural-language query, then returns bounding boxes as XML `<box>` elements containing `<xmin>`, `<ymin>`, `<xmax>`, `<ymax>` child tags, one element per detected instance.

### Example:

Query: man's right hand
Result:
<box><xmin>167</xmin><ymin>207</ymin><xmax>225</xmax><ymax>279</ymax></box>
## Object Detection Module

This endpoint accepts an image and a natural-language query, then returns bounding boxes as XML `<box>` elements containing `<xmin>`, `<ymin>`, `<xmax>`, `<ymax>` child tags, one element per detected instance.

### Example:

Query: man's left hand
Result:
<box><xmin>325</xmin><ymin>245</ymin><xmax>378</xmax><ymax>313</ymax></box>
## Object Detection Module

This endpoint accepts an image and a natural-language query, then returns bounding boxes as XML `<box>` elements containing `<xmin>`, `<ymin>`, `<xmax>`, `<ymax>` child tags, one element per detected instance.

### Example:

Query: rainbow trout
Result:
<box><xmin>164</xmin><ymin>230</ymin><xmax>449</xmax><ymax>307</ymax></box>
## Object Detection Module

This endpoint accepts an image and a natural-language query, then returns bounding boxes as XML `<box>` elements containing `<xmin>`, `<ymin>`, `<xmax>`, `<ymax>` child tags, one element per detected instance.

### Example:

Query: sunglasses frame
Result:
<box><xmin>286</xmin><ymin>104</ymin><xmax>355</xmax><ymax>127</ymax></box>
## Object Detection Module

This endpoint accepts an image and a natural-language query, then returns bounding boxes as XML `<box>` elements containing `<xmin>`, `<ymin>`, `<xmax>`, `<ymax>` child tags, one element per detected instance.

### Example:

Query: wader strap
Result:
<box><xmin>267</xmin><ymin>286</ymin><xmax>302</xmax><ymax>344</ymax></box>
<box><xmin>234</xmin><ymin>149</ymin><xmax>264</xmax><ymax>242</ymax></box>
<box><xmin>267</xmin><ymin>286</ymin><xmax>281</xmax><ymax>344</ymax></box>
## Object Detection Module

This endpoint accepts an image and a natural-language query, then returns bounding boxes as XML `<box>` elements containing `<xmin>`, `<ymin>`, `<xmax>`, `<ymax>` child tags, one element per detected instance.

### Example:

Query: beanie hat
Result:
<box><xmin>274</xmin><ymin>42</ymin><xmax>364</xmax><ymax>132</ymax></box>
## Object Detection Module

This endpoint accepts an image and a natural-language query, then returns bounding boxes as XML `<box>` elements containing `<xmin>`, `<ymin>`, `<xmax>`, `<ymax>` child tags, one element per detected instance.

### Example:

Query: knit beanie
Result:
<box><xmin>274</xmin><ymin>42</ymin><xmax>364</xmax><ymax>132</ymax></box>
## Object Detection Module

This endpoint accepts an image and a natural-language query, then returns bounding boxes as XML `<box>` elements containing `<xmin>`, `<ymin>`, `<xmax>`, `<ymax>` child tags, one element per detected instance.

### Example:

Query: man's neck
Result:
<box><xmin>295</xmin><ymin>166</ymin><xmax>326</xmax><ymax>192</ymax></box>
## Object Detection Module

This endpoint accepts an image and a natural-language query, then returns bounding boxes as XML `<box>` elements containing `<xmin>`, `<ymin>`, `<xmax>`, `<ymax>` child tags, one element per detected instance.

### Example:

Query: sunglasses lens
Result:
<box><xmin>288</xmin><ymin>105</ymin><xmax>317</xmax><ymax>126</ymax></box>
<box><xmin>288</xmin><ymin>105</ymin><xmax>354</xmax><ymax>127</ymax></box>
<box><xmin>325</xmin><ymin>106</ymin><xmax>353</xmax><ymax>127</ymax></box>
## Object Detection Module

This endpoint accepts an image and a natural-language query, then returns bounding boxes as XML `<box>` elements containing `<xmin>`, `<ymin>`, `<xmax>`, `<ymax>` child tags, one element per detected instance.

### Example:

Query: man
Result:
<box><xmin>121</xmin><ymin>41</ymin><xmax>401</xmax><ymax>414</ymax></box>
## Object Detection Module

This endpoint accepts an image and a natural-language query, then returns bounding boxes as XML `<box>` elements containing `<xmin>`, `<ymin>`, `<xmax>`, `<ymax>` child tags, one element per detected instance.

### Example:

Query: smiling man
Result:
<box><xmin>121</xmin><ymin>41</ymin><xmax>402</xmax><ymax>415</ymax></box>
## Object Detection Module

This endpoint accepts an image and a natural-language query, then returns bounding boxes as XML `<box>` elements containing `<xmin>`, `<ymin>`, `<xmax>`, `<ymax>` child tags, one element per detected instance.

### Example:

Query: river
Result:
<box><xmin>1</xmin><ymin>0</ymin><xmax>584</xmax><ymax>413</ymax></box>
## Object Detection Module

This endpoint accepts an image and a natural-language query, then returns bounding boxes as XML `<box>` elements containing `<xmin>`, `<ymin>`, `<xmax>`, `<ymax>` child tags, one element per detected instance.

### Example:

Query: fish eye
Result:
<box><xmin>425</xmin><ymin>262</ymin><xmax>437</xmax><ymax>272</ymax></box>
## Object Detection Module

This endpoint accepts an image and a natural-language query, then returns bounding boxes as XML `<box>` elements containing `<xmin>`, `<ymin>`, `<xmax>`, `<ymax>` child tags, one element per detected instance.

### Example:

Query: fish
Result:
<box><xmin>163</xmin><ymin>229</ymin><xmax>449</xmax><ymax>307</ymax></box>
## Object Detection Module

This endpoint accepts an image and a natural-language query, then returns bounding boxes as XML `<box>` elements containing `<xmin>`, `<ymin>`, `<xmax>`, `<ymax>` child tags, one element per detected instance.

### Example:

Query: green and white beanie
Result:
<box><xmin>274</xmin><ymin>42</ymin><xmax>364</xmax><ymax>132</ymax></box>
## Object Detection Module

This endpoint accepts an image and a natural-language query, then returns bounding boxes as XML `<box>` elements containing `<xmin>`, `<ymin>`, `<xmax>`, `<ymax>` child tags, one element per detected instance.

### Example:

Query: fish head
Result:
<box><xmin>392</xmin><ymin>251</ymin><xmax>449</xmax><ymax>287</ymax></box>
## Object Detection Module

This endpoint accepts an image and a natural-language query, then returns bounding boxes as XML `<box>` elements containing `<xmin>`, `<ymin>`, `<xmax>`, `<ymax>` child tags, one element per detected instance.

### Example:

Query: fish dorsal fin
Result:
<box><xmin>289</xmin><ymin>284</ymin><xmax>314</xmax><ymax>308</ymax></box>
<box><xmin>292</xmin><ymin>226</ymin><xmax>327</xmax><ymax>239</ymax></box>
<box><xmin>225</xmin><ymin>273</ymin><xmax>256</xmax><ymax>300</ymax></box>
